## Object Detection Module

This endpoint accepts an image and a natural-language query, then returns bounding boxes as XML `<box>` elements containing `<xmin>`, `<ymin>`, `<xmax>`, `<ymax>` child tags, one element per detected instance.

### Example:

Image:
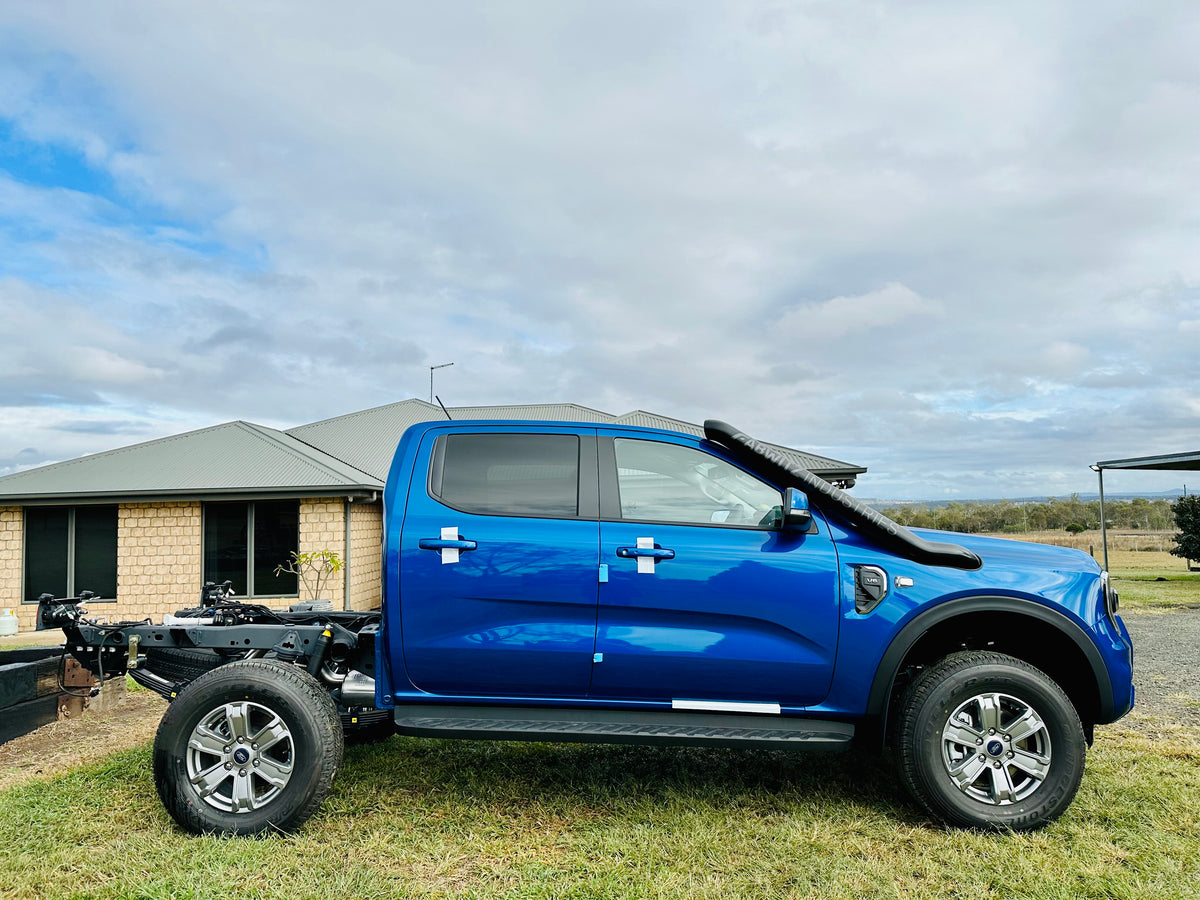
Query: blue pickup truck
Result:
<box><xmin>43</xmin><ymin>418</ymin><xmax>1134</xmax><ymax>836</ymax></box>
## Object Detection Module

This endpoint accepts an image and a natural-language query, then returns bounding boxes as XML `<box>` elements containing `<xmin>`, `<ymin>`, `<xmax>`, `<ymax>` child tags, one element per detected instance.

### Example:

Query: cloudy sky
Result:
<box><xmin>1</xmin><ymin>2</ymin><xmax>1197</xmax><ymax>500</ymax></box>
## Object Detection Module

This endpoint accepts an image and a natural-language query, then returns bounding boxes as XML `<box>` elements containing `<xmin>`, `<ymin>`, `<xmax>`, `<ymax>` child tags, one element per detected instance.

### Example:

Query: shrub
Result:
<box><xmin>1169</xmin><ymin>495</ymin><xmax>1200</xmax><ymax>562</ymax></box>
<box><xmin>1065</xmin><ymin>523</ymin><xmax>1086</xmax><ymax>534</ymax></box>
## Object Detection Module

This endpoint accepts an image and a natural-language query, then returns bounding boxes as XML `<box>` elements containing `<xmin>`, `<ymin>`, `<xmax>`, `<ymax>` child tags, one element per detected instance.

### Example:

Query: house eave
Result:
<box><xmin>0</xmin><ymin>485</ymin><xmax>383</xmax><ymax>507</ymax></box>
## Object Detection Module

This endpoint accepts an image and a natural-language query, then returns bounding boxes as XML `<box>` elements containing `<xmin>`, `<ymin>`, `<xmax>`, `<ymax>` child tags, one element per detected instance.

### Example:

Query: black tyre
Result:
<box><xmin>153</xmin><ymin>659</ymin><xmax>344</xmax><ymax>836</ymax></box>
<box><xmin>142</xmin><ymin>647</ymin><xmax>228</xmax><ymax>685</ymax></box>
<box><xmin>896</xmin><ymin>651</ymin><xmax>1085</xmax><ymax>831</ymax></box>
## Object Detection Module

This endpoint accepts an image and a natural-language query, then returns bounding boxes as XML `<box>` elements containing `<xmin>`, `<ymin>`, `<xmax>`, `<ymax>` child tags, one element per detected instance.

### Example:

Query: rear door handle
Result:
<box><xmin>418</xmin><ymin>539</ymin><xmax>478</xmax><ymax>551</ymax></box>
<box><xmin>616</xmin><ymin>547</ymin><xmax>675</xmax><ymax>560</ymax></box>
<box><xmin>420</xmin><ymin>529</ymin><xmax>476</xmax><ymax>565</ymax></box>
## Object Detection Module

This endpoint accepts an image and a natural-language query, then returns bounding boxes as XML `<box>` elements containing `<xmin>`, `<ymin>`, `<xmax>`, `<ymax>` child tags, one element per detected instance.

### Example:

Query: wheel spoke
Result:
<box><xmin>942</xmin><ymin>720</ymin><xmax>983</xmax><ymax>748</ymax></box>
<box><xmin>948</xmin><ymin>753</ymin><xmax>988</xmax><ymax>791</ymax></box>
<box><xmin>1011</xmin><ymin>747</ymin><xmax>1051</xmax><ymax>780</ymax></box>
<box><xmin>188</xmin><ymin>727</ymin><xmax>229</xmax><ymax>758</ymax></box>
<box><xmin>989</xmin><ymin>763</ymin><xmax>1017</xmax><ymax>803</ymax></box>
<box><xmin>250</xmin><ymin>716</ymin><xmax>290</xmax><ymax>753</ymax></box>
<box><xmin>230</xmin><ymin>771</ymin><xmax>257</xmax><ymax>812</ymax></box>
<box><xmin>191</xmin><ymin>761</ymin><xmax>232</xmax><ymax>798</ymax></box>
<box><xmin>223</xmin><ymin>702</ymin><xmax>251</xmax><ymax>741</ymax></box>
<box><xmin>255</xmin><ymin>756</ymin><xmax>293</xmax><ymax>789</ymax></box>
<box><xmin>1005</xmin><ymin>708</ymin><xmax>1046</xmax><ymax>745</ymax></box>
<box><xmin>977</xmin><ymin>694</ymin><xmax>1004</xmax><ymax>733</ymax></box>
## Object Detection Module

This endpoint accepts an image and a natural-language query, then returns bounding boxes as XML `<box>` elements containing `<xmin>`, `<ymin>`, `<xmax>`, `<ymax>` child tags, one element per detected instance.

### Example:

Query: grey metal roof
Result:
<box><xmin>285</xmin><ymin>399</ymin><xmax>444</xmax><ymax>481</ymax></box>
<box><xmin>0</xmin><ymin>421</ymin><xmax>381</xmax><ymax>503</ymax></box>
<box><xmin>449</xmin><ymin>403</ymin><xmax>614</xmax><ymax>423</ymax></box>
<box><xmin>286</xmin><ymin>401</ymin><xmax>618</xmax><ymax>479</ymax></box>
<box><xmin>0</xmin><ymin>398</ymin><xmax>867</xmax><ymax>502</ymax></box>
<box><xmin>1094</xmin><ymin>450</ymin><xmax>1200</xmax><ymax>471</ymax></box>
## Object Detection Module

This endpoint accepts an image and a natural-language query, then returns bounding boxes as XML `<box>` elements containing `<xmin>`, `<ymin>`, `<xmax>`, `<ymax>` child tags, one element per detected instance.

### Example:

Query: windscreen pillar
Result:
<box><xmin>1091</xmin><ymin>464</ymin><xmax>1109</xmax><ymax>571</ymax></box>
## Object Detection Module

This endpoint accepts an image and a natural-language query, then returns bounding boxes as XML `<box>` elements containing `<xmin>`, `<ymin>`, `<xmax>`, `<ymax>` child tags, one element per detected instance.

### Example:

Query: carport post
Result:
<box><xmin>1091</xmin><ymin>464</ymin><xmax>1109</xmax><ymax>571</ymax></box>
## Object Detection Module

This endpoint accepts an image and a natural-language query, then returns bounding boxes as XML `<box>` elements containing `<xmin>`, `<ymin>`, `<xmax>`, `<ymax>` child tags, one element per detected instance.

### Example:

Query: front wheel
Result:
<box><xmin>896</xmin><ymin>651</ymin><xmax>1085</xmax><ymax>831</ymax></box>
<box><xmin>153</xmin><ymin>659</ymin><xmax>344</xmax><ymax>836</ymax></box>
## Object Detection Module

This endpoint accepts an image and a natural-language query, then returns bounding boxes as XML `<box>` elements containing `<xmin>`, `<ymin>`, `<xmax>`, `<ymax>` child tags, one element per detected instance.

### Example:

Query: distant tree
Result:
<box><xmin>1169</xmin><ymin>496</ymin><xmax>1200</xmax><ymax>563</ymax></box>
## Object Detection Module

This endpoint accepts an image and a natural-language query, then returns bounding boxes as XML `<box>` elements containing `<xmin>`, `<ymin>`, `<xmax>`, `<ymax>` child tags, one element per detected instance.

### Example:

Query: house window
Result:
<box><xmin>23</xmin><ymin>506</ymin><xmax>118</xmax><ymax>602</ymax></box>
<box><xmin>203</xmin><ymin>500</ymin><xmax>299</xmax><ymax>597</ymax></box>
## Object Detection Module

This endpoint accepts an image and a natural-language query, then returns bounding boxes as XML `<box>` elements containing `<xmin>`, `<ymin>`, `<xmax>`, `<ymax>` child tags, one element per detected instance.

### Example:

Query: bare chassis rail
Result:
<box><xmin>41</xmin><ymin>595</ymin><xmax>380</xmax><ymax>704</ymax></box>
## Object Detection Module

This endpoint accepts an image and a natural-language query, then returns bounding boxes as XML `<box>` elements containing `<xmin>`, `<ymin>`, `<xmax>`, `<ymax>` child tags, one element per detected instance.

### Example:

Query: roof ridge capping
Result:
<box><xmin>235</xmin><ymin>421</ymin><xmax>375</xmax><ymax>483</ymax></box>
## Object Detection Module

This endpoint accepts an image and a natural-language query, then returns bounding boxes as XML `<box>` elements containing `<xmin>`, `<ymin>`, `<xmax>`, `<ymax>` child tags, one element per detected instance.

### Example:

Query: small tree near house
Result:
<box><xmin>1168</xmin><ymin>495</ymin><xmax>1200</xmax><ymax>568</ymax></box>
<box><xmin>275</xmin><ymin>549</ymin><xmax>344</xmax><ymax>602</ymax></box>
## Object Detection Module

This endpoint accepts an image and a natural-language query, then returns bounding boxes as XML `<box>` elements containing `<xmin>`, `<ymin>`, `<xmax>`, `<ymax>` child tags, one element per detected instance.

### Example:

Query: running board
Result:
<box><xmin>392</xmin><ymin>705</ymin><xmax>854</xmax><ymax>751</ymax></box>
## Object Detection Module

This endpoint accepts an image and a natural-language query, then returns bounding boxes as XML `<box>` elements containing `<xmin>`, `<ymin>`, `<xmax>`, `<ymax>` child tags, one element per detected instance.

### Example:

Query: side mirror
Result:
<box><xmin>781</xmin><ymin>487</ymin><xmax>812</xmax><ymax>531</ymax></box>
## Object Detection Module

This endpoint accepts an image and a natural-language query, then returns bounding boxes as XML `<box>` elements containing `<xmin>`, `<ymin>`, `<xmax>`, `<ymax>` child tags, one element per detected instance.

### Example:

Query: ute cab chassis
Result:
<box><xmin>43</xmin><ymin>419</ymin><xmax>1133</xmax><ymax>835</ymax></box>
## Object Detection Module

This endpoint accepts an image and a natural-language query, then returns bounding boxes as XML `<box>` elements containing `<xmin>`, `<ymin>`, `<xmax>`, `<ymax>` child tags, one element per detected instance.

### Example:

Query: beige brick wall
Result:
<box><xmin>298</xmin><ymin>499</ymin><xmax>347</xmax><ymax>606</ymax></box>
<box><xmin>348</xmin><ymin>501</ymin><xmax>383</xmax><ymax>610</ymax></box>
<box><xmin>117</xmin><ymin>502</ymin><xmax>203</xmax><ymax>623</ymax></box>
<box><xmin>0</xmin><ymin>507</ymin><xmax>31</xmax><ymax>631</ymax></box>
<box><xmin>1</xmin><ymin>498</ymin><xmax>387</xmax><ymax>631</ymax></box>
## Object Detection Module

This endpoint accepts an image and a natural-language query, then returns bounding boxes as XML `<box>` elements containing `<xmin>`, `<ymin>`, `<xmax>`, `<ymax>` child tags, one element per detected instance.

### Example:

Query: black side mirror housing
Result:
<box><xmin>782</xmin><ymin>487</ymin><xmax>812</xmax><ymax>531</ymax></box>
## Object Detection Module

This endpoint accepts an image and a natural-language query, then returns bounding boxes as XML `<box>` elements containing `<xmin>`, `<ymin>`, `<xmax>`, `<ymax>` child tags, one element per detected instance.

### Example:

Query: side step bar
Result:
<box><xmin>393</xmin><ymin>705</ymin><xmax>854</xmax><ymax>751</ymax></box>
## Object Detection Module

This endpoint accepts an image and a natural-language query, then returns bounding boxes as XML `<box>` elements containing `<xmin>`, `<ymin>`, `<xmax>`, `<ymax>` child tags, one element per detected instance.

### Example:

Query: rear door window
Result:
<box><xmin>432</xmin><ymin>433</ymin><xmax>581</xmax><ymax>518</ymax></box>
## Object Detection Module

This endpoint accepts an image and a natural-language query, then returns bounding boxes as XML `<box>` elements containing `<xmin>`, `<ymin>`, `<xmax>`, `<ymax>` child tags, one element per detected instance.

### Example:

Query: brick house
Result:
<box><xmin>0</xmin><ymin>400</ymin><xmax>865</xmax><ymax>632</ymax></box>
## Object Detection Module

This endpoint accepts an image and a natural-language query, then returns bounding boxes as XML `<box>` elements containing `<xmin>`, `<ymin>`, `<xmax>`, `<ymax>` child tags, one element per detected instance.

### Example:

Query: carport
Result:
<box><xmin>1090</xmin><ymin>450</ymin><xmax>1200</xmax><ymax>570</ymax></box>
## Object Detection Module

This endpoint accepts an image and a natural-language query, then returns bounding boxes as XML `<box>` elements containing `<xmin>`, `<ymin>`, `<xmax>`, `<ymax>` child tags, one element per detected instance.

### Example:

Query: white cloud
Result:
<box><xmin>778</xmin><ymin>283</ymin><xmax>943</xmax><ymax>342</ymax></box>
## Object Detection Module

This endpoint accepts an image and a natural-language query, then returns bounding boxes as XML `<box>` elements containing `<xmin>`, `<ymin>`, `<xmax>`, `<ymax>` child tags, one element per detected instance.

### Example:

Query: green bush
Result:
<box><xmin>1169</xmin><ymin>495</ymin><xmax>1200</xmax><ymax>562</ymax></box>
<box><xmin>1065</xmin><ymin>523</ymin><xmax>1086</xmax><ymax>534</ymax></box>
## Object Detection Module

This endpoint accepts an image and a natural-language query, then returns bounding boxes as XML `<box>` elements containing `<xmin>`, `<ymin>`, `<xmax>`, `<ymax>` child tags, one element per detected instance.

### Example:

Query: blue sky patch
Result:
<box><xmin>0</xmin><ymin>118</ymin><xmax>118</xmax><ymax>201</ymax></box>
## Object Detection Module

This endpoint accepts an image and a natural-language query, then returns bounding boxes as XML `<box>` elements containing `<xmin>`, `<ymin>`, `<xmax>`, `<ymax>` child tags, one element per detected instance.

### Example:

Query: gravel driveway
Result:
<box><xmin>1121</xmin><ymin>608</ymin><xmax>1200</xmax><ymax>728</ymax></box>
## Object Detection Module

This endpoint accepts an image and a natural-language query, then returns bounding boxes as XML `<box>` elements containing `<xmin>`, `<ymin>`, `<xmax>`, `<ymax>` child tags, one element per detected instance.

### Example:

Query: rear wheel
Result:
<box><xmin>153</xmin><ymin>659</ymin><xmax>343</xmax><ymax>836</ymax></box>
<box><xmin>896</xmin><ymin>651</ymin><xmax>1085</xmax><ymax>831</ymax></box>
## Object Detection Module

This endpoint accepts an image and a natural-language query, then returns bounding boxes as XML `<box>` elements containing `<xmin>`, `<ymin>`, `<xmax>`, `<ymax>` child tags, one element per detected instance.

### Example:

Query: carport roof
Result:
<box><xmin>1093</xmin><ymin>450</ymin><xmax>1200</xmax><ymax>471</ymax></box>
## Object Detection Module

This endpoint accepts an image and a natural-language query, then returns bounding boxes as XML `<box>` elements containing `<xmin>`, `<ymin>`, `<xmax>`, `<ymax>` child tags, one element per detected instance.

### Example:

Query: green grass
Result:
<box><xmin>1105</xmin><ymin>549</ymin><xmax>1200</xmax><ymax>612</ymax></box>
<box><xmin>1</xmin><ymin>725</ymin><xmax>1197</xmax><ymax>900</ymax></box>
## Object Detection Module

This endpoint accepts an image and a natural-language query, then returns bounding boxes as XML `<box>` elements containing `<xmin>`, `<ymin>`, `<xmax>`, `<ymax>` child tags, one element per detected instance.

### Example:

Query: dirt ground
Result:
<box><xmin>1</xmin><ymin>607</ymin><xmax>1195</xmax><ymax>791</ymax></box>
<box><xmin>0</xmin><ymin>684</ymin><xmax>166</xmax><ymax>791</ymax></box>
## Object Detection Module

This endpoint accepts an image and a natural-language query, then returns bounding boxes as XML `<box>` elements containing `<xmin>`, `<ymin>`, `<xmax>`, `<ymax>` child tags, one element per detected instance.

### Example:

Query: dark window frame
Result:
<box><xmin>427</xmin><ymin>432</ymin><xmax>599</xmax><ymax>520</ymax></box>
<box><xmin>22</xmin><ymin>505</ymin><xmax>119</xmax><ymax>604</ymax></box>
<box><xmin>202</xmin><ymin>500</ymin><xmax>299</xmax><ymax>599</ymax></box>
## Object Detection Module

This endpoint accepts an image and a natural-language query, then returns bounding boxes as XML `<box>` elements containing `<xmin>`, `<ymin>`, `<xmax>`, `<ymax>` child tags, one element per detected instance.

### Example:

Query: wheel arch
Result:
<box><xmin>866</xmin><ymin>596</ymin><xmax>1113</xmax><ymax>746</ymax></box>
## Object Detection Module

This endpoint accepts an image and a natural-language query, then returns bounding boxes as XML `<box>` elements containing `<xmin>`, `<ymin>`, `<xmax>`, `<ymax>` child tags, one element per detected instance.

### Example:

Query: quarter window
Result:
<box><xmin>613</xmin><ymin>439</ymin><xmax>781</xmax><ymax>527</ymax></box>
<box><xmin>23</xmin><ymin>505</ymin><xmax>118</xmax><ymax>602</ymax></box>
<box><xmin>433</xmin><ymin>433</ymin><xmax>580</xmax><ymax>518</ymax></box>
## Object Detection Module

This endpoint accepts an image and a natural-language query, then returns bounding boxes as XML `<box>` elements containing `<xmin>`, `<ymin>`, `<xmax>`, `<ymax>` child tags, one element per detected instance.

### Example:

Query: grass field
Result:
<box><xmin>994</xmin><ymin>530</ymin><xmax>1200</xmax><ymax>612</ymax></box>
<box><xmin>1</xmin><ymin>541</ymin><xmax>1197</xmax><ymax>899</ymax></box>
<box><xmin>0</xmin><ymin>720</ymin><xmax>1197</xmax><ymax>899</ymax></box>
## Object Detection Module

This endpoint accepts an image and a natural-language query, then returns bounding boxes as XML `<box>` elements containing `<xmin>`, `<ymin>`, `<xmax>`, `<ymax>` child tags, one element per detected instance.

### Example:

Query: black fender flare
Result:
<box><xmin>866</xmin><ymin>595</ymin><xmax>1115</xmax><ymax>732</ymax></box>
